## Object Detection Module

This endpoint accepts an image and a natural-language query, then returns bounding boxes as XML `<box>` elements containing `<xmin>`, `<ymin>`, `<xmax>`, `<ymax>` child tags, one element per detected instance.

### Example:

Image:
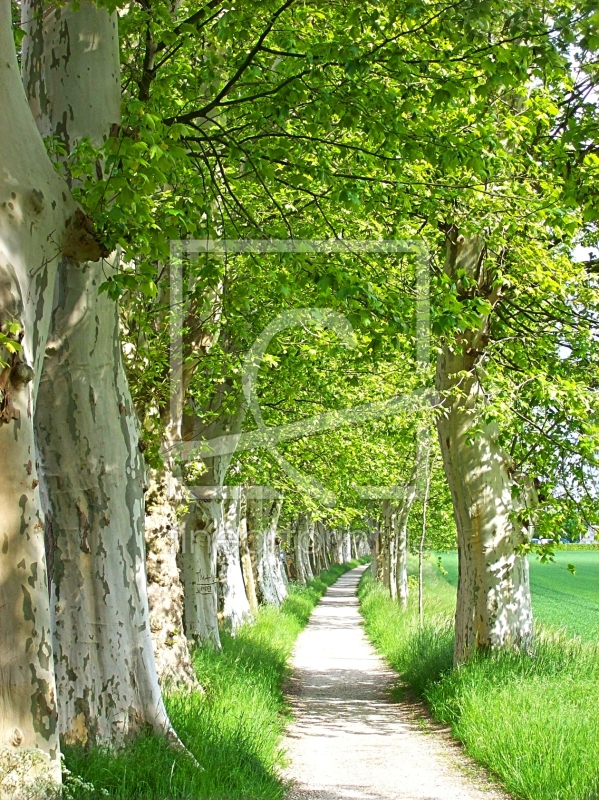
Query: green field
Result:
<box><xmin>436</xmin><ymin>550</ymin><xmax>599</xmax><ymax>640</ymax></box>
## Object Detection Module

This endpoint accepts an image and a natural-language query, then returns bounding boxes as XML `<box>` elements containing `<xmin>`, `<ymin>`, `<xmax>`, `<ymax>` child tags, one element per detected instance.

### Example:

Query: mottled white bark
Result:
<box><xmin>145</xmin><ymin>473</ymin><xmax>198</xmax><ymax>688</ymax></box>
<box><xmin>395</xmin><ymin>504</ymin><xmax>408</xmax><ymax>608</ymax></box>
<box><xmin>0</xmin><ymin>0</ymin><xmax>103</xmax><ymax>791</ymax></box>
<box><xmin>249</xmin><ymin>496</ymin><xmax>286</xmax><ymax>606</ymax></box>
<box><xmin>330</xmin><ymin>530</ymin><xmax>344</xmax><ymax>566</ymax></box>
<box><xmin>342</xmin><ymin>530</ymin><xmax>352</xmax><ymax>563</ymax></box>
<box><xmin>293</xmin><ymin>515</ymin><xmax>314</xmax><ymax>584</ymax></box>
<box><xmin>436</xmin><ymin>234</ymin><xmax>533</xmax><ymax>665</ymax></box>
<box><xmin>24</xmin><ymin>1</ymin><xmax>175</xmax><ymax>745</ymax></box>
<box><xmin>216</xmin><ymin>486</ymin><xmax>252</xmax><ymax>633</ymax></box>
<box><xmin>178</xmin><ymin>397</ymin><xmax>245</xmax><ymax>647</ymax></box>
<box><xmin>154</xmin><ymin>290</ymin><xmax>223</xmax><ymax>668</ymax></box>
<box><xmin>179</xmin><ymin>489</ymin><xmax>221</xmax><ymax>649</ymax></box>
<box><xmin>36</xmin><ymin>257</ymin><xmax>173</xmax><ymax>744</ymax></box>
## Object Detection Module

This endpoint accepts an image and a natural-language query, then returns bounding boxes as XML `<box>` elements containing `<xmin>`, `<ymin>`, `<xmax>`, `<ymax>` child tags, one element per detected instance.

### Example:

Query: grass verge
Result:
<box><xmin>359</xmin><ymin>558</ymin><xmax>599</xmax><ymax>800</ymax></box>
<box><xmin>64</xmin><ymin>558</ymin><xmax>368</xmax><ymax>800</ymax></box>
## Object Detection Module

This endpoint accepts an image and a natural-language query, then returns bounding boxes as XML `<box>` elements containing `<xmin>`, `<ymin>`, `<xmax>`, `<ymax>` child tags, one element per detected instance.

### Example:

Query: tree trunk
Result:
<box><xmin>0</xmin><ymin>0</ymin><xmax>105</xmax><ymax>790</ymax></box>
<box><xmin>239</xmin><ymin>490</ymin><xmax>259</xmax><ymax>615</ymax></box>
<box><xmin>370</xmin><ymin>521</ymin><xmax>380</xmax><ymax>578</ymax></box>
<box><xmin>179</xmin><ymin>492</ymin><xmax>221</xmax><ymax>648</ymax></box>
<box><xmin>342</xmin><ymin>529</ymin><xmax>352</xmax><ymax>562</ymax></box>
<box><xmin>419</xmin><ymin>452</ymin><xmax>433</xmax><ymax>628</ymax></box>
<box><xmin>333</xmin><ymin>530</ymin><xmax>344</xmax><ymax>566</ymax></box>
<box><xmin>307</xmin><ymin>523</ymin><xmax>318</xmax><ymax>577</ymax></box>
<box><xmin>303</xmin><ymin>519</ymin><xmax>315</xmax><ymax>581</ymax></box>
<box><xmin>216</xmin><ymin>486</ymin><xmax>252</xmax><ymax>633</ymax></box>
<box><xmin>293</xmin><ymin>517</ymin><xmax>307</xmax><ymax>584</ymax></box>
<box><xmin>248</xmin><ymin>494</ymin><xmax>286</xmax><ymax>606</ymax></box>
<box><xmin>178</xmin><ymin>395</ymin><xmax>245</xmax><ymax>647</ymax></box>
<box><xmin>377</xmin><ymin>513</ymin><xmax>390</xmax><ymax>588</ymax></box>
<box><xmin>36</xmin><ymin>254</ymin><xmax>174</xmax><ymax>745</ymax></box>
<box><xmin>25</xmin><ymin>1</ymin><xmax>175</xmax><ymax>745</ymax></box>
<box><xmin>395</xmin><ymin>455</ymin><xmax>420</xmax><ymax>609</ymax></box>
<box><xmin>383</xmin><ymin>503</ymin><xmax>397</xmax><ymax>599</ymax></box>
<box><xmin>144</xmin><ymin>473</ymin><xmax>198</xmax><ymax>688</ymax></box>
<box><xmin>436</xmin><ymin>233</ymin><xmax>533</xmax><ymax>665</ymax></box>
<box><xmin>394</xmin><ymin>505</ymin><xmax>409</xmax><ymax>608</ymax></box>
<box><xmin>318</xmin><ymin>523</ymin><xmax>330</xmax><ymax>570</ymax></box>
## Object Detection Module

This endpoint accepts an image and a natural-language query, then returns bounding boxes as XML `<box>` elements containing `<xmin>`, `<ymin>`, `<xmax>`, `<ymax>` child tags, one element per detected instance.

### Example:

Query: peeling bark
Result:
<box><xmin>436</xmin><ymin>233</ymin><xmax>533</xmax><ymax>665</ymax></box>
<box><xmin>35</xmin><ymin>254</ymin><xmax>173</xmax><ymax>746</ymax></box>
<box><xmin>303</xmin><ymin>517</ymin><xmax>315</xmax><ymax>581</ymax></box>
<box><xmin>248</xmin><ymin>495</ymin><xmax>286</xmax><ymax>606</ymax></box>
<box><xmin>179</xmin><ymin>401</ymin><xmax>242</xmax><ymax>648</ymax></box>
<box><xmin>216</xmin><ymin>486</ymin><xmax>252</xmax><ymax>633</ymax></box>
<box><xmin>24</xmin><ymin>1</ymin><xmax>175</xmax><ymax>744</ymax></box>
<box><xmin>144</xmin><ymin>474</ymin><xmax>198</xmax><ymax>689</ymax></box>
<box><xmin>0</xmin><ymin>0</ymin><xmax>91</xmax><ymax>790</ymax></box>
<box><xmin>317</xmin><ymin>522</ymin><xmax>330</xmax><ymax>571</ymax></box>
<box><xmin>179</xmin><ymin>493</ymin><xmax>221</xmax><ymax>649</ymax></box>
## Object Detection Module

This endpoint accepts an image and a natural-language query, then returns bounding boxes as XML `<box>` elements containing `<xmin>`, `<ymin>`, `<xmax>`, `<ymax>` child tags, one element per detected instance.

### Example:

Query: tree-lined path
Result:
<box><xmin>283</xmin><ymin>567</ymin><xmax>507</xmax><ymax>800</ymax></box>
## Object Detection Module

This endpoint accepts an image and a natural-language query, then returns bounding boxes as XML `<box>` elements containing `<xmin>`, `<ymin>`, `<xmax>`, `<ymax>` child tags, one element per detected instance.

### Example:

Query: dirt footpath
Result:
<box><xmin>282</xmin><ymin>566</ymin><xmax>509</xmax><ymax>800</ymax></box>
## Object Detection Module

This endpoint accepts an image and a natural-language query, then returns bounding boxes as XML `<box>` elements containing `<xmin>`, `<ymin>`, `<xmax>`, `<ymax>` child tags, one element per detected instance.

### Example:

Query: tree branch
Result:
<box><xmin>164</xmin><ymin>0</ymin><xmax>296</xmax><ymax>125</ymax></box>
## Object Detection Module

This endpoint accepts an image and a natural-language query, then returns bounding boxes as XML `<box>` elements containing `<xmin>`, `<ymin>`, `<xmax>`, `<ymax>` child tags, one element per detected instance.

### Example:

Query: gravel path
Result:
<box><xmin>282</xmin><ymin>565</ymin><xmax>509</xmax><ymax>800</ymax></box>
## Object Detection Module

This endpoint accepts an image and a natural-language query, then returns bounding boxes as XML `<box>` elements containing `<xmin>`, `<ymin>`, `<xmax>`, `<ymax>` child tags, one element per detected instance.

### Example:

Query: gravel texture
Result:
<box><xmin>282</xmin><ymin>566</ymin><xmax>509</xmax><ymax>800</ymax></box>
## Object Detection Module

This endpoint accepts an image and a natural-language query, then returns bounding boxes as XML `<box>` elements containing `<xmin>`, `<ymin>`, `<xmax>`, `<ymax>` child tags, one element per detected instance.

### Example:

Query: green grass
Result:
<box><xmin>437</xmin><ymin>549</ymin><xmax>599</xmax><ymax>640</ymax></box>
<box><xmin>64</xmin><ymin>559</ymin><xmax>368</xmax><ymax>800</ymax></box>
<box><xmin>359</xmin><ymin>556</ymin><xmax>599</xmax><ymax>800</ymax></box>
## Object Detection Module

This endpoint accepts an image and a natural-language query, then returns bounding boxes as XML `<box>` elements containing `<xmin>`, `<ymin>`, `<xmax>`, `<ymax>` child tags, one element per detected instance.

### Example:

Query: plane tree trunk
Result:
<box><xmin>248</xmin><ymin>494</ymin><xmax>286</xmax><ymax>606</ymax></box>
<box><xmin>292</xmin><ymin>516</ymin><xmax>310</xmax><ymax>584</ymax></box>
<box><xmin>144</xmin><ymin>473</ymin><xmax>198</xmax><ymax>688</ymax></box>
<box><xmin>178</xmin><ymin>398</ymin><xmax>245</xmax><ymax>648</ymax></box>
<box><xmin>25</xmin><ymin>1</ymin><xmax>176</xmax><ymax>744</ymax></box>
<box><xmin>239</xmin><ymin>490</ymin><xmax>259</xmax><ymax>615</ymax></box>
<box><xmin>216</xmin><ymin>486</ymin><xmax>252</xmax><ymax>633</ymax></box>
<box><xmin>146</xmin><ymin>282</ymin><xmax>224</xmax><ymax>673</ymax></box>
<box><xmin>436</xmin><ymin>233</ymin><xmax>533</xmax><ymax>665</ymax></box>
<box><xmin>342</xmin><ymin>530</ymin><xmax>352</xmax><ymax>562</ymax></box>
<box><xmin>179</xmin><ymin>491</ymin><xmax>221</xmax><ymax>649</ymax></box>
<box><xmin>395</xmin><ymin>455</ymin><xmax>420</xmax><ymax>609</ymax></box>
<box><xmin>317</xmin><ymin>523</ymin><xmax>330</xmax><ymax>571</ymax></box>
<box><xmin>370</xmin><ymin>521</ymin><xmax>381</xmax><ymax>579</ymax></box>
<box><xmin>304</xmin><ymin>519</ymin><xmax>315</xmax><ymax>581</ymax></box>
<box><xmin>383</xmin><ymin>502</ymin><xmax>396</xmax><ymax>599</ymax></box>
<box><xmin>0</xmin><ymin>0</ymin><xmax>105</xmax><ymax>791</ymax></box>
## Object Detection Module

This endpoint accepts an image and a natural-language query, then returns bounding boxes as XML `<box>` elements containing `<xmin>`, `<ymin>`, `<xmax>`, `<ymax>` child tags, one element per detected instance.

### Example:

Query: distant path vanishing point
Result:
<box><xmin>283</xmin><ymin>565</ymin><xmax>510</xmax><ymax>800</ymax></box>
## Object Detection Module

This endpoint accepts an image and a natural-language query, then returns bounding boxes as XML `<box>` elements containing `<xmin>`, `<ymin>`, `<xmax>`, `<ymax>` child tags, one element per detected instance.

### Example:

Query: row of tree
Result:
<box><xmin>1</xmin><ymin>0</ymin><xmax>598</xmax><ymax>796</ymax></box>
